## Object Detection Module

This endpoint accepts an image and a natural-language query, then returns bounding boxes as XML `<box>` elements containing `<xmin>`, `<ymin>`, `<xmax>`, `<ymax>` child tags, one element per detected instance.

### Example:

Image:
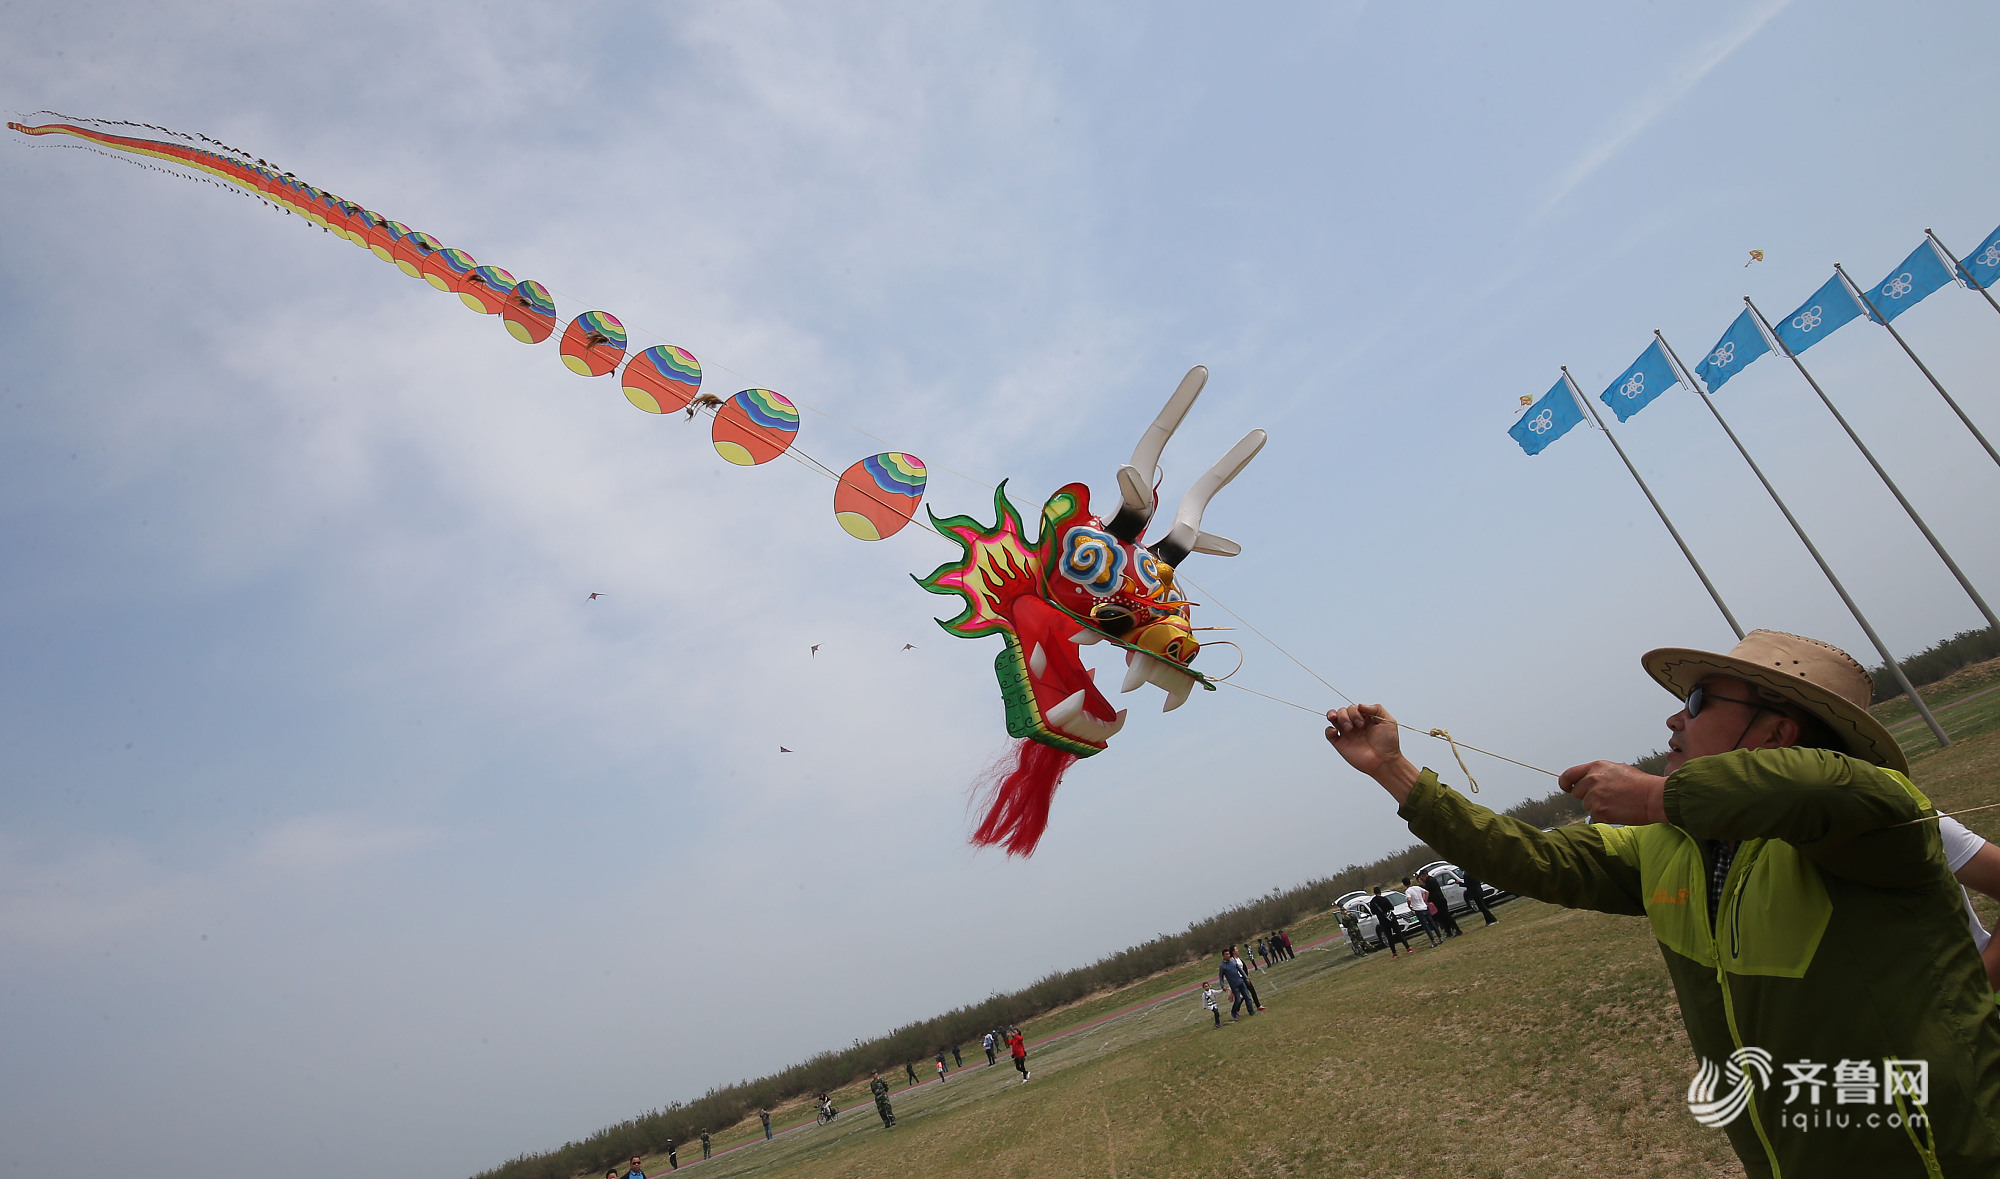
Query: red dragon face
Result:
<box><xmin>917</xmin><ymin>366</ymin><xmax>1265</xmax><ymax>757</ymax></box>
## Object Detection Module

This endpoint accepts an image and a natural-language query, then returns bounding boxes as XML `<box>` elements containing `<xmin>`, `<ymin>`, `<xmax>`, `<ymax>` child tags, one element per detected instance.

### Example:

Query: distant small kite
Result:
<box><xmin>1745</xmin><ymin>250</ymin><xmax>1765</xmax><ymax>267</ymax></box>
<box><xmin>587</xmin><ymin>592</ymin><xmax>605</xmax><ymax>600</ymax></box>
<box><xmin>779</xmin><ymin>746</ymin><xmax>793</xmax><ymax>753</ymax></box>
<box><xmin>811</xmin><ymin>644</ymin><xmax>820</xmax><ymax>656</ymax></box>
<box><xmin>902</xmin><ymin>643</ymin><xmax>917</xmax><ymax>650</ymax></box>
<box><xmin>1518</xmin><ymin>394</ymin><xmax>1534</xmax><ymax>407</ymax></box>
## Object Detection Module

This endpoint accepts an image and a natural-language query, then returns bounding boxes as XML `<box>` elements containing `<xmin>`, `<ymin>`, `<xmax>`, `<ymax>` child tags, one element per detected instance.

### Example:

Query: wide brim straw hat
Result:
<box><xmin>1641</xmin><ymin>629</ymin><xmax>1906</xmax><ymax>776</ymax></box>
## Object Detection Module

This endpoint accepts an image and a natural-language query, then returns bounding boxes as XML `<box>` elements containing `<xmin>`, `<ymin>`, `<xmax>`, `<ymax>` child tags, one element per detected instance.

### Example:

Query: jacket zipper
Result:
<box><xmin>1710</xmin><ymin>842</ymin><xmax>1783</xmax><ymax>1178</ymax></box>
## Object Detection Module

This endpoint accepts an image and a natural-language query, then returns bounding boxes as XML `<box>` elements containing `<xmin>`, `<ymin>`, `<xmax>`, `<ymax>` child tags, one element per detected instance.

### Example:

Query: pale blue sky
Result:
<box><xmin>5</xmin><ymin>3</ymin><xmax>2000</xmax><ymax>1177</ymax></box>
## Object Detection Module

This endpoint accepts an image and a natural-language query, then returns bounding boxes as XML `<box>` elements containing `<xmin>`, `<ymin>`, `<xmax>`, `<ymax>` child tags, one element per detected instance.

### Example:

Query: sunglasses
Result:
<box><xmin>1684</xmin><ymin>685</ymin><xmax>1769</xmax><ymax>718</ymax></box>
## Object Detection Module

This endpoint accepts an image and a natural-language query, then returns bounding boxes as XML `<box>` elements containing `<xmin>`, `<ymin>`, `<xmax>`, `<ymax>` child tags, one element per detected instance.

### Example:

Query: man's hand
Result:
<box><xmin>1558</xmin><ymin>760</ymin><xmax>1668</xmax><ymax>825</ymax></box>
<box><xmin>1325</xmin><ymin>704</ymin><xmax>1421</xmax><ymax>803</ymax></box>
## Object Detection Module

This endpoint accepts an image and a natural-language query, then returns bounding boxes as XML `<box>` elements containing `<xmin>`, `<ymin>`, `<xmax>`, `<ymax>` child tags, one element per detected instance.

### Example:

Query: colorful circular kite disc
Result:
<box><xmin>360</xmin><ymin>211</ymin><xmax>397</xmax><ymax>260</ymax></box>
<box><xmin>423</xmin><ymin>247</ymin><xmax>477</xmax><ymax>292</ymax></box>
<box><xmin>621</xmin><ymin>344</ymin><xmax>703</xmax><ymax>414</ymax></box>
<box><xmin>387</xmin><ymin>223</ymin><xmax>428</xmax><ymax>276</ymax></box>
<box><xmin>559</xmin><ymin>311</ymin><xmax>627</xmax><ymax>376</ymax></box>
<box><xmin>711</xmin><ymin>389</ymin><xmax>799</xmax><ymax>466</ymax></box>
<box><xmin>833</xmin><ymin>452</ymin><xmax>927</xmax><ymax>540</ymax></box>
<box><xmin>458</xmin><ymin>264</ymin><xmax>516</xmax><ymax>314</ymax></box>
<box><xmin>501</xmin><ymin>280</ymin><xmax>557</xmax><ymax>344</ymax></box>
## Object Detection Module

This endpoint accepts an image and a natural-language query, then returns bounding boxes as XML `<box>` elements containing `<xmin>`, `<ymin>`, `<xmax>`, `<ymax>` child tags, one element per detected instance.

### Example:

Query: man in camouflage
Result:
<box><xmin>869</xmin><ymin>1071</ymin><xmax>896</xmax><ymax>1128</ymax></box>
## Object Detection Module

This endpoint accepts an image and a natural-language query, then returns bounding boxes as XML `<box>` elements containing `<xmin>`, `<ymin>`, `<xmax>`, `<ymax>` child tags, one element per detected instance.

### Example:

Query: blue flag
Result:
<box><xmin>1775</xmin><ymin>275</ymin><xmax>1862</xmax><ymax>354</ymax></box>
<box><xmin>1599</xmin><ymin>340</ymin><xmax>1680</xmax><ymax>423</ymax></box>
<box><xmin>1695</xmin><ymin>310</ymin><xmax>1770</xmax><ymax>391</ymax></box>
<box><xmin>1957</xmin><ymin>223</ymin><xmax>2000</xmax><ymax>290</ymax></box>
<box><xmin>1862</xmin><ymin>242</ymin><xmax>1953</xmax><ymax>323</ymax></box>
<box><xmin>1510</xmin><ymin>378</ymin><xmax>1584</xmax><ymax>456</ymax></box>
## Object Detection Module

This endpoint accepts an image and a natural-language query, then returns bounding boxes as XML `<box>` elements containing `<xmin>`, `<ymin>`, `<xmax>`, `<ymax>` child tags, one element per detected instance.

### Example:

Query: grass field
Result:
<box><xmin>621</xmin><ymin>659</ymin><xmax>2000</xmax><ymax>1178</ymax></box>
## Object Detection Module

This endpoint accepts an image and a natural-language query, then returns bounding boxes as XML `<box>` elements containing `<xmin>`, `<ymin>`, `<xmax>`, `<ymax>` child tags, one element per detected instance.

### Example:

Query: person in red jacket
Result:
<box><xmin>1007</xmin><ymin>1026</ymin><xmax>1030</xmax><ymax>1082</ymax></box>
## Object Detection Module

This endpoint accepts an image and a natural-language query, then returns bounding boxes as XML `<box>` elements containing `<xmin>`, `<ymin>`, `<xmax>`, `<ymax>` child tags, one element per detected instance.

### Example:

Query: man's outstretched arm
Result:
<box><xmin>1326</xmin><ymin>705</ymin><xmax>1645</xmax><ymax>916</ymax></box>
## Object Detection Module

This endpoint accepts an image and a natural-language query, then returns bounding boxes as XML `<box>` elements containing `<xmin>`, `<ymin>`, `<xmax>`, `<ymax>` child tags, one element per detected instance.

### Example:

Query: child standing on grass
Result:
<box><xmin>1201</xmin><ymin>982</ymin><xmax>1222</xmax><ymax>1026</ymax></box>
<box><xmin>935</xmin><ymin>1052</ymin><xmax>948</xmax><ymax>1082</ymax></box>
<box><xmin>983</xmin><ymin>1030</ymin><xmax>997</xmax><ymax>1065</ymax></box>
<box><xmin>1008</xmin><ymin>1026</ymin><xmax>1030</xmax><ymax>1082</ymax></box>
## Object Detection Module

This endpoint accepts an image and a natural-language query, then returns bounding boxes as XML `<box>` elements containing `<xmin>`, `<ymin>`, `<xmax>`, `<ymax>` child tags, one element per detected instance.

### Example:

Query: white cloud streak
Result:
<box><xmin>1540</xmin><ymin>0</ymin><xmax>1797</xmax><ymax>215</ymax></box>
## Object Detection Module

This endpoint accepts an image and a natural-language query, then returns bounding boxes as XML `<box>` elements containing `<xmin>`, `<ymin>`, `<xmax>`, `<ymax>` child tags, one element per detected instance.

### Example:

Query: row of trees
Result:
<box><xmin>470</xmin><ymin>786</ymin><xmax>1589</xmax><ymax>1179</ymax></box>
<box><xmin>1870</xmin><ymin>625</ymin><xmax>2000</xmax><ymax>700</ymax></box>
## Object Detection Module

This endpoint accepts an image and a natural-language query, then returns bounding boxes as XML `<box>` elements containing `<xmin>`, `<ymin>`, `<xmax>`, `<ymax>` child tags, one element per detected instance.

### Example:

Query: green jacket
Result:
<box><xmin>869</xmin><ymin>1077</ymin><xmax>890</xmax><ymax>1101</ymax></box>
<box><xmin>1400</xmin><ymin>747</ymin><xmax>2000</xmax><ymax>1177</ymax></box>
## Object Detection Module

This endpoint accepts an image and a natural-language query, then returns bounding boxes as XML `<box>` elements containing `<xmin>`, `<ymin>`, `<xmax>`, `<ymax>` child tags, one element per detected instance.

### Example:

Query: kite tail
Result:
<box><xmin>969</xmin><ymin>739</ymin><xmax>1078</xmax><ymax>857</ymax></box>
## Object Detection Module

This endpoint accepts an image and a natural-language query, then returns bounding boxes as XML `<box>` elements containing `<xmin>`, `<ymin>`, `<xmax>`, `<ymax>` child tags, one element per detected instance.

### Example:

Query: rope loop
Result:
<box><xmin>1429</xmin><ymin>728</ymin><xmax>1480</xmax><ymax>793</ymax></box>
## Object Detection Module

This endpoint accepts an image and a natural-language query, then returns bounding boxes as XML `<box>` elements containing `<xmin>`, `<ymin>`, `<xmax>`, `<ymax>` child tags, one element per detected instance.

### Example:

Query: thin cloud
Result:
<box><xmin>1540</xmin><ymin>0</ymin><xmax>1796</xmax><ymax>215</ymax></box>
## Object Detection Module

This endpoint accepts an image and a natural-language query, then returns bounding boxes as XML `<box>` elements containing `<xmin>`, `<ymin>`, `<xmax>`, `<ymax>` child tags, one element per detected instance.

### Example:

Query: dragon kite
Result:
<box><xmin>919</xmin><ymin>367</ymin><xmax>1265</xmax><ymax>855</ymax></box>
<box><xmin>12</xmin><ymin>116</ymin><xmax>1269</xmax><ymax>858</ymax></box>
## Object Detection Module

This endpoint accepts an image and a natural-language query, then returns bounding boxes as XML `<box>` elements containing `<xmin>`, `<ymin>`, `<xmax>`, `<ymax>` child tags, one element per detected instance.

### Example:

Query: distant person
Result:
<box><xmin>1403</xmin><ymin>876</ymin><xmax>1442</xmax><ymax>946</ymax></box>
<box><xmin>759</xmin><ymin>1108</ymin><xmax>771</xmax><ymax>1140</ymax></box>
<box><xmin>1234</xmin><ymin>947</ymin><xmax>1265</xmax><ymax>1009</ymax></box>
<box><xmin>1460</xmin><ymin>867</ymin><xmax>1499</xmax><ymax>925</ymax></box>
<box><xmin>904</xmin><ymin>1061</ymin><xmax>919</xmax><ymax>1088</ymax></box>
<box><xmin>816</xmin><ymin>1092</ymin><xmax>836</xmax><ymax>1124</ymax></box>
<box><xmin>1007</xmin><ymin>1026</ymin><xmax>1030</xmax><ymax>1081</ymax></box>
<box><xmin>869</xmin><ymin>1071</ymin><xmax>896</xmax><ymax>1128</ymax></box>
<box><xmin>1218</xmin><ymin>948</ymin><xmax>1255</xmax><ymax>1020</ymax></box>
<box><xmin>1278</xmin><ymin>930</ymin><xmax>1296</xmax><ymax>959</ymax></box>
<box><xmin>699</xmin><ymin>1130</ymin><xmax>710</xmax><ymax>1160</ymax></box>
<box><xmin>983</xmin><ymin>1030</ymin><xmax>997</xmax><ymax>1065</ymax></box>
<box><xmin>1254</xmin><ymin>937</ymin><xmax>1270</xmax><ymax>967</ymax></box>
<box><xmin>665</xmin><ymin>1141</ymin><xmax>677</xmax><ymax>1171</ymax></box>
<box><xmin>1338</xmin><ymin>906</ymin><xmax>1366</xmax><ymax>956</ymax></box>
<box><xmin>1420</xmin><ymin>871</ymin><xmax>1462</xmax><ymax>938</ymax></box>
<box><xmin>1201</xmin><ymin>980</ymin><xmax>1222</xmax><ymax>1026</ymax></box>
<box><xmin>950</xmin><ymin>1042</ymin><xmax>963</xmax><ymax>1068</ymax></box>
<box><xmin>935</xmin><ymin>1052</ymin><xmax>948</xmax><ymax>1082</ymax></box>
<box><xmin>1367</xmin><ymin>886</ymin><xmax>1410</xmax><ymax>956</ymax></box>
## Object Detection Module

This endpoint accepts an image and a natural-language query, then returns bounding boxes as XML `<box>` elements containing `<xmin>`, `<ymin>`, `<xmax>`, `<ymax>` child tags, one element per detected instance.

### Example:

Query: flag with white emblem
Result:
<box><xmin>1695</xmin><ymin>310</ymin><xmax>1771</xmax><ymax>391</ymax></box>
<box><xmin>1598</xmin><ymin>340</ymin><xmax>1680</xmax><ymax>422</ymax></box>
<box><xmin>1508</xmin><ymin>377</ymin><xmax>1583</xmax><ymax>456</ymax></box>
<box><xmin>1862</xmin><ymin>241</ymin><xmax>1954</xmax><ymax>323</ymax></box>
<box><xmin>1775</xmin><ymin>275</ymin><xmax>1862</xmax><ymax>355</ymax></box>
<box><xmin>1955</xmin><ymin>223</ymin><xmax>2000</xmax><ymax>290</ymax></box>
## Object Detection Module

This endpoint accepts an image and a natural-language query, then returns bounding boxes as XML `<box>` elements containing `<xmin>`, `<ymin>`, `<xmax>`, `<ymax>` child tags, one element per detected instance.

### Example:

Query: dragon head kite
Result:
<box><xmin>917</xmin><ymin>366</ymin><xmax>1265</xmax><ymax>855</ymax></box>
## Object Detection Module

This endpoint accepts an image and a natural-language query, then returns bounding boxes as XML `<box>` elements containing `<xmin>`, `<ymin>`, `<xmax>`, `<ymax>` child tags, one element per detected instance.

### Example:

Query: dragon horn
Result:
<box><xmin>1105</xmin><ymin>366</ymin><xmax>1206</xmax><ymax>542</ymax></box>
<box><xmin>1149</xmin><ymin>429</ymin><xmax>1266</xmax><ymax>566</ymax></box>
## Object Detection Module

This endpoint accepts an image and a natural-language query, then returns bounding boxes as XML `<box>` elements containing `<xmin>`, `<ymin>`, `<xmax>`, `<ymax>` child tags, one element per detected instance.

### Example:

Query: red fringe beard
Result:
<box><xmin>968</xmin><ymin>738</ymin><xmax>1079</xmax><ymax>857</ymax></box>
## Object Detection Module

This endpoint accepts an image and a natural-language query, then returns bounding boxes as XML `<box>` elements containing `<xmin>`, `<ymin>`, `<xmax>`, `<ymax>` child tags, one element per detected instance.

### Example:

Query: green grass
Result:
<box><xmin>635</xmin><ymin>659</ymin><xmax>2000</xmax><ymax>1178</ymax></box>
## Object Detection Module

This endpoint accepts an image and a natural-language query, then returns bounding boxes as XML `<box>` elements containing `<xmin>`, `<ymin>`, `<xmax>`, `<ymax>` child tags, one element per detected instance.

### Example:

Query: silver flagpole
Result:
<box><xmin>1925</xmin><ymin>228</ymin><xmax>2000</xmax><ymax>319</ymax></box>
<box><xmin>1743</xmin><ymin>297</ymin><xmax>1999</xmax><ymax>632</ymax></box>
<box><xmin>1834</xmin><ymin>262</ymin><xmax>2000</xmax><ymax>470</ymax></box>
<box><xmin>1558</xmin><ymin>366</ymin><xmax>1744</xmax><ymax>640</ymax></box>
<box><xmin>1655</xmin><ymin>331</ymin><xmax>1950</xmax><ymax>749</ymax></box>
